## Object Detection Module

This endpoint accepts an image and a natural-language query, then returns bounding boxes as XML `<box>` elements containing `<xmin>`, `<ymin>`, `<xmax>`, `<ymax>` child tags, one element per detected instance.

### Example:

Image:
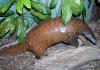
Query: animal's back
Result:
<box><xmin>25</xmin><ymin>17</ymin><xmax>67</xmax><ymax>56</ymax></box>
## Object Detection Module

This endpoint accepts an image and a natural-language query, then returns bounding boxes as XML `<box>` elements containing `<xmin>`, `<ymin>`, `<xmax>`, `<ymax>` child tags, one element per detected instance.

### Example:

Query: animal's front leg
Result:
<box><xmin>64</xmin><ymin>38</ymin><xmax>79</xmax><ymax>47</ymax></box>
<box><xmin>70</xmin><ymin>39</ymin><xmax>79</xmax><ymax>47</ymax></box>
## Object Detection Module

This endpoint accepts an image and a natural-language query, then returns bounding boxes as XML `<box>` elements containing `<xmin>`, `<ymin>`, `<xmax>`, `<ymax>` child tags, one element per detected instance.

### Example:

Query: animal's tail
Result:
<box><xmin>0</xmin><ymin>43</ymin><xmax>27</xmax><ymax>56</ymax></box>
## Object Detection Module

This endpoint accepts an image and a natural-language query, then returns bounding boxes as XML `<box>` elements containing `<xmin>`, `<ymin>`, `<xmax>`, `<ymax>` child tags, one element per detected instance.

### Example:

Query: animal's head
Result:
<box><xmin>82</xmin><ymin>26</ymin><xmax>96</xmax><ymax>45</ymax></box>
<box><xmin>79</xmin><ymin>21</ymin><xmax>96</xmax><ymax>45</ymax></box>
<box><xmin>69</xmin><ymin>18</ymin><xmax>96</xmax><ymax>45</ymax></box>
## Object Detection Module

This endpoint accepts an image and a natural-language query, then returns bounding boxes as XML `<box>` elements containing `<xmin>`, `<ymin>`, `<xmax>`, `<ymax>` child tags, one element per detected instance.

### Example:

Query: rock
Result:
<box><xmin>34</xmin><ymin>47</ymin><xmax>100</xmax><ymax>70</ymax></box>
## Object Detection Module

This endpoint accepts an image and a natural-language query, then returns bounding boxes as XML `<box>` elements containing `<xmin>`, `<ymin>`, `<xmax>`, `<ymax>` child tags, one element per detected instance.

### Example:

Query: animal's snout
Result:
<box><xmin>85</xmin><ymin>33</ymin><xmax>97</xmax><ymax>45</ymax></box>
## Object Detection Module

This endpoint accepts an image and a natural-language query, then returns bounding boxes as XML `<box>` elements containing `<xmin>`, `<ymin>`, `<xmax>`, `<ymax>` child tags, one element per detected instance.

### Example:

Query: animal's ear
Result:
<box><xmin>84</xmin><ymin>32</ymin><xmax>96</xmax><ymax>45</ymax></box>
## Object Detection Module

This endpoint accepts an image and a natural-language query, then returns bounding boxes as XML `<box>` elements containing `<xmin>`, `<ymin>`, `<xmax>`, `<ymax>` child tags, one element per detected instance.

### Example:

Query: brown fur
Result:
<box><xmin>0</xmin><ymin>17</ymin><xmax>96</xmax><ymax>59</ymax></box>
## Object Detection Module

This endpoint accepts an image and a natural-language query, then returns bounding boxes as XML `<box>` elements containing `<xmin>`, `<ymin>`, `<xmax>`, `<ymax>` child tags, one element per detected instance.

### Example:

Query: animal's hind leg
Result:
<box><xmin>28</xmin><ymin>45</ymin><xmax>46</xmax><ymax>59</ymax></box>
<box><xmin>32</xmin><ymin>49</ymin><xmax>45</xmax><ymax>59</ymax></box>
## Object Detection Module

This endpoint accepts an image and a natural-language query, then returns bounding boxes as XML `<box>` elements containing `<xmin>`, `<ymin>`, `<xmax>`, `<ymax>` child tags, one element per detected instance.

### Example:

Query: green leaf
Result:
<box><xmin>0</xmin><ymin>15</ymin><xmax>16</xmax><ymax>37</ymax></box>
<box><xmin>50</xmin><ymin>0</ymin><xmax>58</xmax><ymax>9</ymax></box>
<box><xmin>70</xmin><ymin>0</ymin><xmax>83</xmax><ymax>15</ymax></box>
<box><xmin>16</xmin><ymin>17</ymin><xmax>26</xmax><ymax>43</ymax></box>
<box><xmin>23</xmin><ymin>0</ymin><xmax>31</xmax><ymax>9</ymax></box>
<box><xmin>0</xmin><ymin>18</ymin><xmax>6</xmax><ymax>24</ymax></box>
<box><xmin>9</xmin><ymin>17</ymin><xmax>17</xmax><ymax>33</ymax></box>
<box><xmin>31</xmin><ymin>1</ymin><xmax>48</xmax><ymax>14</ymax></box>
<box><xmin>32</xmin><ymin>12</ymin><xmax>50</xmax><ymax>20</ymax></box>
<box><xmin>61</xmin><ymin>0</ymin><xmax>72</xmax><ymax>25</ymax></box>
<box><xmin>0</xmin><ymin>0</ymin><xmax>14</xmax><ymax>14</ymax></box>
<box><xmin>32</xmin><ymin>15</ymin><xmax>43</xmax><ymax>23</ymax></box>
<box><xmin>0</xmin><ymin>10</ymin><xmax>14</xmax><ymax>17</ymax></box>
<box><xmin>82</xmin><ymin>6</ymin><xmax>86</xmax><ymax>21</ymax></box>
<box><xmin>25</xmin><ymin>19</ymin><xmax>31</xmax><ymax>30</ymax></box>
<box><xmin>46</xmin><ymin>7</ymin><xmax>52</xmax><ymax>15</ymax></box>
<box><xmin>88</xmin><ymin>0</ymin><xmax>93</xmax><ymax>8</ymax></box>
<box><xmin>16</xmin><ymin>0</ymin><xmax>23</xmax><ymax>14</ymax></box>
